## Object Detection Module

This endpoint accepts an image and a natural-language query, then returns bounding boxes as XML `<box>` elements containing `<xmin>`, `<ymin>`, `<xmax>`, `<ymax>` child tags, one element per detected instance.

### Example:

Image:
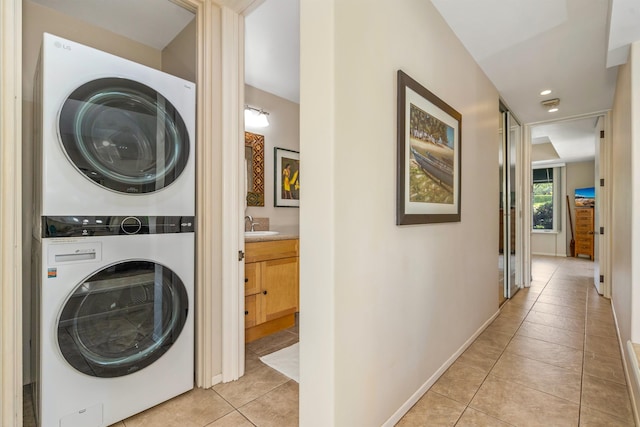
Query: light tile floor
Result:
<box><xmin>397</xmin><ymin>255</ymin><xmax>635</xmax><ymax>426</ymax></box>
<box><xmin>23</xmin><ymin>326</ymin><xmax>299</xmax><ymax>427</ymax></box>
<box><xmin>25</xmin><ymin>256</ymin><xmax>635</xmax><ymax>427</ymax></box>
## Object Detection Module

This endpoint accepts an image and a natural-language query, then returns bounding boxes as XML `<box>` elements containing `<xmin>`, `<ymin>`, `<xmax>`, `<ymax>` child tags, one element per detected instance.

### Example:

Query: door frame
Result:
<box><xmin>524</xmin><ymin>111</ymin><xmax>612</xmax><ymax>293</ymax></box>
<box><xmin>1</xmin><ymin>0</ymin><xmax>23</xmax><ymax>424</ymax></box>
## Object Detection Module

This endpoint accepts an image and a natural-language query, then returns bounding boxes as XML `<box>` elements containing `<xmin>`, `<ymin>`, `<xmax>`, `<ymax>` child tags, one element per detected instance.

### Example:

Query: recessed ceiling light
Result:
<box><xmin>540</xmin><ymin>89</ymin><xmax>552</xmax><ymax>96</ymax></box>
<box><xmin>548</xmin><ymin>107</ymin><xmax>559</xmax><ymax>113</ymax></box>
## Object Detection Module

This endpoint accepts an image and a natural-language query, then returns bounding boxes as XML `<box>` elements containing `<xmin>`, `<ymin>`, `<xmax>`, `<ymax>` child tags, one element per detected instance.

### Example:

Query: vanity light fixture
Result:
<box><xmin>540</xmin><ymin>89</ymin><xmax>552</xmax><ymax>96</ymax></box>
<box><xmin>541</xmin><ymin>98</ymin><xmax>560</xmax><ymax>113</ymax></box>
<box><xmin>244</xmin><ymin>105</ymin><xmax>270</xmax><ymax>128</ymax></box>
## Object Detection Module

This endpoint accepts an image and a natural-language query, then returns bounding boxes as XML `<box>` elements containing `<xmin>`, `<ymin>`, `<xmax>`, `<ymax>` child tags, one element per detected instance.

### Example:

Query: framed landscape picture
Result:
<box><xmin>396</xmin><ymin>70</ymin><xmax>461</xmax><ymax>225</ymax></box>
<box><xmin>274</xmin><ymin>147</ymin><xmax>300</xmax><ymax>207</ymax></box>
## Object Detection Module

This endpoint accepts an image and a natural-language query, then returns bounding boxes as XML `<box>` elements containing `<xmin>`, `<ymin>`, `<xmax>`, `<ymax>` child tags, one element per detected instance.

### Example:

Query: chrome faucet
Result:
<box><xmin>244</xmin><ymin>215</ymin><xmax>256</xmax><ymax>232</ymax></box>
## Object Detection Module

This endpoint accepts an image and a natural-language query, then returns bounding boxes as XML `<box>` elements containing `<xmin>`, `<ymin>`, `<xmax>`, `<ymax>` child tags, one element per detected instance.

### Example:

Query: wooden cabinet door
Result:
<box><xmin>244</xmin><ymin>262</ymin><xmax>261</xmax><ymax>296</ymax></box>
<box><xmin>260</xmin><ymin>257</ymin><xmax>298</xmax><ymax>322</ymax></box>
<box><xmin>244</xmin><ymin>295</ymin><xmax>257</xmax><ymax>328</ymax></box>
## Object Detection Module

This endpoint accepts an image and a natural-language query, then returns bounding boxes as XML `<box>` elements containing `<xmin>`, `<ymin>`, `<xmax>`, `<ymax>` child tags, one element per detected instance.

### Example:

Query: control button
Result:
<box><xmin>121</xmin><ymin>216</ymin><xmax>142</xmax><ymax>235</ymax></box>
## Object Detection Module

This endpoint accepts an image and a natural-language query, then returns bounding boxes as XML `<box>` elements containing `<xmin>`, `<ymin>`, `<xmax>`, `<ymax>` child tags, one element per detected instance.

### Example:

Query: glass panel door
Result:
<box><xmin>507</xmin><ymin>117</ymin><xmax>520</xmax><ymax>298</ymax></box>
<box><xmin>499</xmin><ymin>104</ymin><xmax>521</xmax><ymax>303</ymax></box>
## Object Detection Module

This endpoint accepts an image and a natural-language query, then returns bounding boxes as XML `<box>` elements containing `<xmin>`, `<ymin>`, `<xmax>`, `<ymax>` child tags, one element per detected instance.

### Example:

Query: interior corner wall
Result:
<box><xmin>300</xmin><ymin>0</ymin><xmax>500</xmax><ymax>424</ymax></box>
<box><xmin>161</xmin><ymin>18</ymin><xmax>196</xmax><ymax>83</ymax></box>
<box><xmin>244</xmin><ymin>84</ymin><xmax>300</xmax><ymax>231</ymax></box>
<box><xmin>21</xmin><ymin>0</ymin><xmax>162</xmax><ymax>384</ymax></box>
<box><xmin>565</xmin><ymin>160</ymin><xmax>595</xmax><ymax>255</ymax></box>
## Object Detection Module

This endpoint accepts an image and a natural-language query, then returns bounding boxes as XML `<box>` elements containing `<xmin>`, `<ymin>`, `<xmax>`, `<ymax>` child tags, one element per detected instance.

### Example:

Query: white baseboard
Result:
<box><xmin>611</xmin><ymin>304</ymin><xmax>640</xmax><ymax>425</ymax></box>
<box><xmin>382</xmin><ymin>310</ymin><xmax>500</xmax><ymax>427</ymax></box>
<box><xmin>531</xmin><ymin>252</ymin><xmax>567</xmax><ymax>257</ymax></box>
<box><xmin>211</xmin><ymin>373</ymin><xmax>223</xmax><ymax>386</ymax></box>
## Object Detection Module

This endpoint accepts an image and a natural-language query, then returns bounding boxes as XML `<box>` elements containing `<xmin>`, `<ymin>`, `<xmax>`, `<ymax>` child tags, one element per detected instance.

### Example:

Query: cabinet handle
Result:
<box><xmin>244</xmin><ymin>278</ymin><xmax>248</xmax><ymax>283</ymax></box>
<box><xmin>263</xmin><ymin>290</ymin><xmax>268</xmax><ymax>295</ymax></box>
<box><xmin>245</xmin><ymin>310</ymin><xmax>249</xmax><ymax>315</ymax></box>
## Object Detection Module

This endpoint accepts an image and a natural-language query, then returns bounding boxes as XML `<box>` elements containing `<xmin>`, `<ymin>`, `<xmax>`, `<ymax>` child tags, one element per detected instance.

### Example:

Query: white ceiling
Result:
<box><xmin>31</xmin><ymin>0</ymin><xmax>194</xmax><ymax>50</ymax></box>
<box><xmin>430</xmin><ymin>0</ymin><xmax>640</xmax><ymax>164</ymax></box>
<box><xmin>530</xmin><ymin>117</ymin><xmax>599</xmax><ymax>164</ymax></box>
<box><xmin>244</xmin><ymin>0</ymin><xmax>300</xmax><ymax>103</ymax></box>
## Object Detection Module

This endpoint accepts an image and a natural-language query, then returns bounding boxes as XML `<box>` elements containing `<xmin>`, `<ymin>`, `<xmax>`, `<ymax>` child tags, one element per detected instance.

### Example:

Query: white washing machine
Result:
<box><xmin>32</xmin><ymin>215</ymin><xmax>194</xmax><ymax>427</ymax></box>
<box><xmin>34</xmin><ymin>33</ymin><xmax>195</xmax><ymax>218</ymax></box>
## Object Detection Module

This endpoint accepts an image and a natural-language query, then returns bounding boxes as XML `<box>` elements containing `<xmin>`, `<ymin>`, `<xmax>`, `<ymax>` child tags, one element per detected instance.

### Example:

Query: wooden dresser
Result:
<box><xmin>574</xmin><ymin>207</ymin><xmax>594</xmax><ymax>260</ymax></box>
<box><xmin>244</xmin><ymin>239</ymin><xmax>299</xmax><ymax>342</ymax></box>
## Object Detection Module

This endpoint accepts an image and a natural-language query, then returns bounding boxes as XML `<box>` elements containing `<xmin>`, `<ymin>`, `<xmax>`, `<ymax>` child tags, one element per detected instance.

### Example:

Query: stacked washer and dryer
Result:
<box><xmin>32</xmin><ymin>33</ymin><xmax>196</xmax><ymax>427</ymax></box>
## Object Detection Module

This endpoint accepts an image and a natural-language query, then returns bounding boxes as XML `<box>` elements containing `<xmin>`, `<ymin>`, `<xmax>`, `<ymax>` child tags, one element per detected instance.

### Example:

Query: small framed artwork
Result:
<box><xmin>396</xmin><ymin>70</ymin><xmax>461</xmax><ymax>225</ymax></box>
<box><xmin>274</xmin><ymin>147</ymin><xmax>300</xmax><ymax>207</ymax></box>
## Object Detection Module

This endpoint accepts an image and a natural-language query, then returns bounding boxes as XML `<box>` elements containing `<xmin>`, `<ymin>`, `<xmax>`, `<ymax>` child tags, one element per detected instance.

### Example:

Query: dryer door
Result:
<box><xmin>57</xmin><ymin>260</ymin><xmax>189</xmax><ymax>378</ymax></box>
<box><xmin>58</xmin><ymin>78</ymin><xmax>190</xmax><ymax>194</ymax></box>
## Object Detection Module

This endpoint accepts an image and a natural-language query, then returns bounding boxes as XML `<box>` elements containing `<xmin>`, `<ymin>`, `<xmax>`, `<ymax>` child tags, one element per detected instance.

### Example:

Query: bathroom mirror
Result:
<box><xmin>245</xmin><ymin>131</ymin><xmax>265</xmax><ymax>206</ymax></box>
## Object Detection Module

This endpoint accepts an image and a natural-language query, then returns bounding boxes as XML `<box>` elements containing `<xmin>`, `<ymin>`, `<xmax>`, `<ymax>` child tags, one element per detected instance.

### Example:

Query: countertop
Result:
<box><xmin>244</xmin><ymin>232</ymin><xmax>299</xmax><ymax>243</ymax></box>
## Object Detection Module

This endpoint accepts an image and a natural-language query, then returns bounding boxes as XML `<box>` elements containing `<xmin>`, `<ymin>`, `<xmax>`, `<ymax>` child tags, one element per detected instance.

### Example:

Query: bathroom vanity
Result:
<box><xmin>244</xmin><ymin>237</ymin><xmax>299</xmax><ymax>342</ymax></box>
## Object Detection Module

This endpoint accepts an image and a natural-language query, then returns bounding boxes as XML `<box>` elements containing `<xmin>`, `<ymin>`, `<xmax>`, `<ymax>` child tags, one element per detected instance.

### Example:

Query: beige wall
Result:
<box><xmin>300</xmin><ymin>0</ymin><xmax>499</xmax><ymax>424</ymax></box>
<box><xmin>610</xmin><ymin>39</ymin><xmax>640</xmax><ymax>419</ymax></box>
<box><xmin>565</xmin><ymin>160</ymin><xmax>595</xmax><ymax>255</ymax></box>
<box><xmin>611</xmin><ymin>45</ymin><xmax>632</xmax><ymax>348</ymax></box>
<box><xmin>244</xmin><ymin>84</ymin><xmax>300</xmax><ymax>231</ymax></box>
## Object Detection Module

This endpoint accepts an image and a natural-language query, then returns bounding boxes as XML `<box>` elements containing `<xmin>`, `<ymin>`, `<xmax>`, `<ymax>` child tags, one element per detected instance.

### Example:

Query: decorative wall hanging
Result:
<box><xmin>245</xmin><ymin>131</ymin><xmax>265</xmax><ymax>206</ymax></box>
<box><xmin>396</xmin><ymin>70</ymin><xmax>461</xmax><ymax>225</ymax></box>
<box><xmin>274</xmin><ymin>147</ymin><xmax>300</xmax><ymax>207</ymax></box>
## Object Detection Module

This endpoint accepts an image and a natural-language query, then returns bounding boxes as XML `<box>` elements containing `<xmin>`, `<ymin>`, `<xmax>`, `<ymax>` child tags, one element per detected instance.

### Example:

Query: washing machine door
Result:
<box><xmin>58</xmin><ymin>78</ymin><xmax>190</xmax><ymax>194</ymax></box>
<box><xmin>57</xmin><ymin>260</ymin><xmax>189</xmax><ymax>378</ymax></box>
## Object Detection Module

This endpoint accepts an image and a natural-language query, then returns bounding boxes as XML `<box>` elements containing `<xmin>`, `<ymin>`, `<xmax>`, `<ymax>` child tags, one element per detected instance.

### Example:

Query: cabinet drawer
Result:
<box><xmin>575</xmin><ymin>208</ymin><xmax>593</xmax><ymax>219</ymax></box>
<box><xmin>576</xmin><ymin>242</ymin><xmax>593</xmax><ymax>252</ymax></box>
<box><xmin>244</xmin><ymin>262</ymin><xmax>261</xmax><ymax>296</ymax></box>
<box><xmin>576</xmin><ymin>223</ymin><xmax>592</xmax><ymax>233</ymax></box>
<box><xmin>245</xmin><ymin>295</ymin><xmax>257</xmax><ymax>328</ymax></box>
<box><xmin>245</xmin><ymin>239</ymin><xmax>299</xmax><ymax>263</ymax></box>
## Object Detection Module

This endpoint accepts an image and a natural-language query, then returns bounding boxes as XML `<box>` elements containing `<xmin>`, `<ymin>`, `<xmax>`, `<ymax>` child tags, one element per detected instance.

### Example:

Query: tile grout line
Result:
<box><xmin>453</xmin><ymin>271</ymin><xmax>552</xmax><ymax>426</ymax></box>
<box><xmin>455</xmin><ymin>259</ymin><xmax>594</xmax><ymax>425</ymax></box>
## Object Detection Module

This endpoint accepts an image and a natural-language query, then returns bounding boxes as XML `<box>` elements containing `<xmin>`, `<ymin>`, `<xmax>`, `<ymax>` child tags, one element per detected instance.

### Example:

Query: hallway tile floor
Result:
<box><xmin>397</xmin><ymin>256</ymin><xmax>635</xmax><ymax>426</ymax></box>
<box><xmin>25</xmin><ymin>256</ymin><xmax>635</xmax><ymax>426</ymax></box>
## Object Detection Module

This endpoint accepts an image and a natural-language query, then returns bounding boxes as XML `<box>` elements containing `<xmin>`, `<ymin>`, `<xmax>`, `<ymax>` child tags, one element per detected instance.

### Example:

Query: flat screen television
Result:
<box><xmin>575</xmin><ymin>187</ymin><xmax>595</xmax><ymax>207</ymax></box>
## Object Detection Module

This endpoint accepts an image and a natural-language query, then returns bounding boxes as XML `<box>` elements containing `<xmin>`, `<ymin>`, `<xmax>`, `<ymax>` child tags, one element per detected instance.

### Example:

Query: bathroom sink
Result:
<box><xmin>244</xmin><ymin>230</ymin><xmax>280</xmax><ymax>237</ymax></box>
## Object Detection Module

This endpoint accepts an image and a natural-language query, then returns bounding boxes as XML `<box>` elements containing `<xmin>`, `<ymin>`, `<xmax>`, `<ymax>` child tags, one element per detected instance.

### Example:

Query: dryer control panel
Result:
<box><xmin>41</xmin><ymin>215</ymin><xmax>195</xmax><ymax>238</ymax></box>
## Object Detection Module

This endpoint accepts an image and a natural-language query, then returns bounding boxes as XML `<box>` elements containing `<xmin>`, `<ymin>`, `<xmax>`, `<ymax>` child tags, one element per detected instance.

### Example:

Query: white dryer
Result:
<box><xmin>32</xmin><ymin>216</ymin><xmax>194</xmax><ymax>426</ymax></box>
<box><xmin>34</xmin><ymin>33</ymin><xmax>195</xmax><ymax>217</ymax></box>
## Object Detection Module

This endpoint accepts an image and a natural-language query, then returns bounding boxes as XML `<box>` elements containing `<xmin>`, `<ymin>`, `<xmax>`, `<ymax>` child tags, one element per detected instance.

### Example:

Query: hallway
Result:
<box><xmin>397</xmin><ymin>256</ymin><xmax>634</xmax><ymax>426</ymax></box>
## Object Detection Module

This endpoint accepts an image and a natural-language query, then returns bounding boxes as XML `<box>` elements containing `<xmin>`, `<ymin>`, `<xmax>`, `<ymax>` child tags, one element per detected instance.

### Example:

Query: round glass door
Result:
<box><xmin>58</xmin><ymin>78</ymin><xmax>190</xmax><ymax>194</ymax></box>
<box><xmin>57</xmin><ymin>261</ymin><xmax>189</xmax><ymax>378</ymax></box>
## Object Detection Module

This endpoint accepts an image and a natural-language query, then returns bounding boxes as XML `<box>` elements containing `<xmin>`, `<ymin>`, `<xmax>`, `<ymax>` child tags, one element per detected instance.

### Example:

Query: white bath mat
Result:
<box><xmin>260</xmin><ymin>343</ymin><xmax>299</xmax><ymax>383</ymax></box>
